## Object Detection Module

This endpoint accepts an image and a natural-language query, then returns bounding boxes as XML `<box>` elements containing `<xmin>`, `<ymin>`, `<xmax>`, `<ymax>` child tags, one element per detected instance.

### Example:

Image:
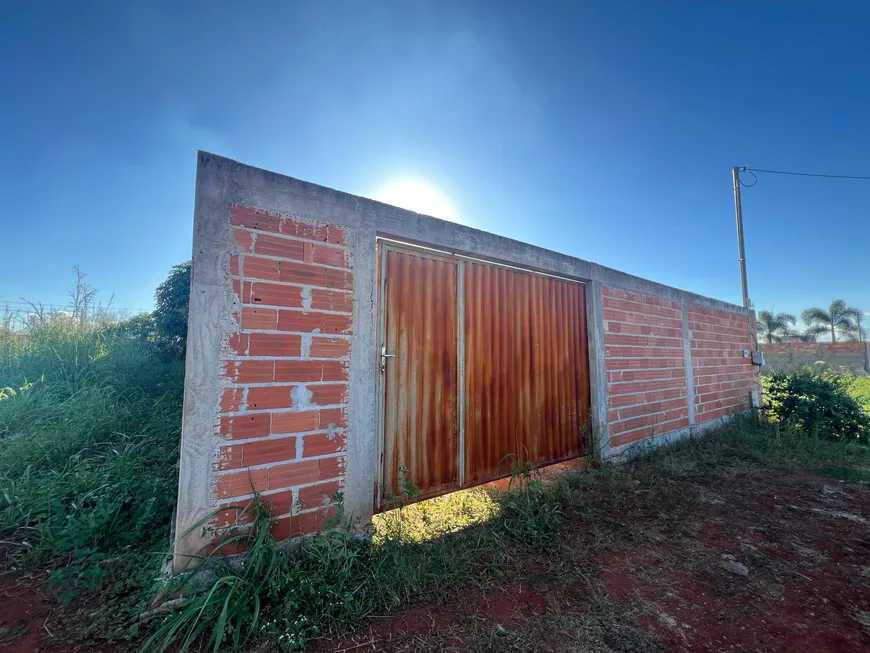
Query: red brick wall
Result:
<box><xmin>688</xmin><ymin>306</ymin><xmax>757</xmax><ymax>422</ymax></box>
<box><xmin>603</xmin><ymin>287</ymin><xmax>690</xmax><ymax>447</ymax></box>
<box><xmin>211</xmin><ymin>204</ymin><xmax>353</xmax><ymax>540</ymax></box>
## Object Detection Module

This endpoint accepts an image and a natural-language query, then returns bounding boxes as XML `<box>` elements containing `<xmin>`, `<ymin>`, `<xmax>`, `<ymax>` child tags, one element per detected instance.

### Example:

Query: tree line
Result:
<box><xmin>757</xmin><ymin>299</ymin><xmax>866</xmax><ymax>344</ymax></box>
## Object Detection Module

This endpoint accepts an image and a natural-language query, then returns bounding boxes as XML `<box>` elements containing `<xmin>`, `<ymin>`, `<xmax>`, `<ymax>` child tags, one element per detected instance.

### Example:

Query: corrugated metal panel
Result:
<box><xmin>382</xmin><ymin>249</ymin><xmax>459</xmax><ymax>501</ymax></box>
<box><xmin>462</xmin><ymin>261</ymin><xmax>590</xmax><ymax>484</ymax></box>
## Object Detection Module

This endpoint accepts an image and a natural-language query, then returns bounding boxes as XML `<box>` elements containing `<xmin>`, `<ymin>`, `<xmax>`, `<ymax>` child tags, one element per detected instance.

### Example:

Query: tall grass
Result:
<box><xmin>0</xmin><ymin>310</ymin><xmax>184</xmax><ymax>624</ymax></box>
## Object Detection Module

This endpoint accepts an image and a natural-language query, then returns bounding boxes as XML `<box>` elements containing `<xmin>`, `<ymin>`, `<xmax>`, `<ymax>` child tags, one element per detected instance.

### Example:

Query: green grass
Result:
<box><xmin>148</xmin><ymin>416</ymin><xmax>870</xmax><ymax>652</ymax></box>
<box><xmin>4</xmin><ymin>312</ymin><xmax>870</xmax><ymax>651</ymax></box>
<box><xmin>0</xmin><ymin>315</ymin><xmax>183</xmax><ymax>637</ymax></box>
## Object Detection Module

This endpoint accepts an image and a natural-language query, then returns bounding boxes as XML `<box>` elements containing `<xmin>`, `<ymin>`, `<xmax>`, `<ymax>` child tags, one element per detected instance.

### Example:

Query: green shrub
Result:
<box><xmin>763</xmin><ymin>369</ymin><xmax>870</xmax><ymax>441</ymax></box>
<box><xmin>846</xmin><ymin>374</ymin><xmax>870</xmax><ymax>413</ymax></box>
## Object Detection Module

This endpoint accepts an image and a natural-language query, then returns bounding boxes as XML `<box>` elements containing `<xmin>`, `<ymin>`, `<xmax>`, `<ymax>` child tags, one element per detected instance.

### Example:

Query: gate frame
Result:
<box><xmin>374</xmin><ymin>236</ymin><xmax>589</xmax><ymax>512</ymax></box>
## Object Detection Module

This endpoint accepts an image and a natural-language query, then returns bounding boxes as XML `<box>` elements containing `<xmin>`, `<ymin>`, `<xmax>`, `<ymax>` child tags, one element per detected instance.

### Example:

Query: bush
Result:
<box><xmin>763</xmin><ymin>369</ymin><xmax>870</xmax><ymax>442</ymax></box>
<box><xmin>152</xmin><ymin>262</ymin><xmax>191</xmax><ymax>360</ymax></box>
<box><xmin>846</xmin><ymin>374</ymin><xmax>870</xmax><ymax>414</ymax></box>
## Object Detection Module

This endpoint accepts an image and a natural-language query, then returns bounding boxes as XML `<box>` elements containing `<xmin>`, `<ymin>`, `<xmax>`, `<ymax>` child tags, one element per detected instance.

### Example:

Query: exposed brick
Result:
<box><xmin>309</xmin><ymin>383</ymin><xmax>347</xmax><ymax>406</ymax></box>
<box><xmin>264</xmin><ymin>490</ymin><xmax>294</xmax><ymax>517</ymax></box>
<box><xmin>216</xmin><ymin>445</ymin><xmax>243</xmax><ymax>471</ymax></box>
<box><xmin>280</xmin><ymin>217</ymin><xmax>330</xmax><ymax>242</ymax></box>
<box><xmin>216</xmin><ymin>468</ymin><xmax>268</xmax><ymax>499</ymax></box>
<box><xmin>243</xmin><ymin>437</ymin><xmax>298</xmax><ymax>467</ymax></box>
<box><xmin>222</xmin><ymin>360</ymin><xmax>273</xmax><ymax>384</ymax></box>
<box><xmin>248</xmin><ymin>333</ymin><xmax>302</xmax><ymax>357</ymax></box>
<box><xmin>230</xmin><ymin>205</ymin><xmax>281</xmax><ymax>232</ymax></box>
<box><xmin>270</xmin><ymin>509</ymin><xmax>337</xmax><ymax>541</ymax></box>
<box><xmin>271</xmin><ymin>410</ymin><xmax>319</xmax><ymax>434</ymax></box>
<box><xmin>212</xmin><ymin>506</ymin><xmax>253</xmax><ymax>529</ymax></box>
<box><xmin>606</xmin><ymin>334</ymin><xmax>683</xmax><ymax>348</ymax></box>
<box><xmin>321</xmin><ymin>361</ymin><xmax>349</xmax><ymax>382</ymax></box>
<box><xmin>230</xmin><ymin>255</ymin><xmax>240</xmax><ymax>276</ymax></box>
<box><xmin>274</xmin><ymin>360</ymin><xmax>324</xmax><ymax>382</ymax></box>
<box><xmin>310</xmin><ymin>288</ymin><xmax>353</xmax><ymax>313</ymax></box>
<box><xmin>277</xmin><ymin>310</ymin><xmax>353</xmax><ymax>334</ymax></box>
<box><xmin>247</xmin><ymin>386</ymin><xmax>294</xmax><ymax>410</ymax></box>
<box><xmin>326</xmin><ymin>225</ymin><xmax>346</xmax><ymax>246</ymax></box>
<box><xmin>281</xmin><ymin>262</ymin><xmax>326</xmax><ymax>287</ymax></box>
<box><xmin>269</xmin><ymin>457</ymin><xmax>342</xmax><ymax>489</ymax></box>
<box><xmin>296</xmin><ymin>480</ymin><xmax>342</xmax><ymax>511</ymax></box>
<box><xmin>605</xmin><ymin>357</ymin><xmax>685</xmax><ymax>371</ymax></box>
<box><xmin>234</xmin><ymin>229</ymin><xmax>254</xmax><ymax>252</ymax></box>
<box><xmin>227</xmin><ymin>333</ymin><xmax>249</xmax><ymax>355</ymax></box>
<box><xmin>311</xmin><ymin>244</ymin><xmax>348</xmax><ymax>268</ymax></box>
<box><xmin>278</xmin><ymin>261</ymin><xmax>353</xmax><ymax>290</ymax></box>
<box><xmin>220</xmin><ymin>413</ymin><xmax>271</xmax><ymax>440</ymax></box>
<box><xmin>254</xmin><ymin>233</ymin><xmax>305</xmax><ymax>260</ymax></box>
<box><xmin>605</xmin><ymin>346</ymin><xmax>685</xmax><ymax>359</ymax></box>
<box><xmin>233</xmin><ymin>280</ymin><xmax>254</xmax><ymax>304</ymax></box>
<box><xmin>608</xmin><ymin>378</ymin><xmax>687</xmax><ymax>396</ymax></box>
<box><xmin>301</xmin><ymin>433</ymin><xmax>346</xmax><ymax>457</ymax></box>
<box><xmin>220</xmin><ymin>387</ymin><xmax>244</xmax><ymax>413</ymax></box>
<box><xmin>243</xmin><ymin>256</ymin><xmax>280</xmax><ymax>281</ymax></box>
<box><xmin>310</xmin><ymin>337</ymin><xmax>351</xmax><ymax>358</ymax></box>
<box><xmin>251</xmin><ymin>282</ymin><xmax>303</xmax><ymax>308</ymax></box>
<box><xmin>241</xmin><ymin>307</ymin><xmax>278</xmax><ymax>330</ymax></box>
<box><xmin>318</xmin><ymin>407</ymin><xmax>348</xmax><ymax>430</ymax></box>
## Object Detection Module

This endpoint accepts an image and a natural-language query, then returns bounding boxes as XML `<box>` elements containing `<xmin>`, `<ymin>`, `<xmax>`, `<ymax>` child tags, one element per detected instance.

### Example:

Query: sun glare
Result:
<box><xmin>375</xmin><ymin>179</ymin><xmax>458</xmax><ymax>222</ymax></box>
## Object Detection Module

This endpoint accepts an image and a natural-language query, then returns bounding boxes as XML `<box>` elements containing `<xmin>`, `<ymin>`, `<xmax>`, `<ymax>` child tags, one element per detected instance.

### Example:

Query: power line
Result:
<box><xmin>743</xmin><ymin>167</ymin><xmax>870</xmax><ymax>181</ymax></box>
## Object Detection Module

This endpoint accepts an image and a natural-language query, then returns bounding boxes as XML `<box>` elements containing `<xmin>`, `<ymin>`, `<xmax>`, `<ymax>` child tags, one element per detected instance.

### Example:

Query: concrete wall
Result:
<box><xmin>760</xmin><ymin>341</ymin><xmax>870</xmax><ymax>373</ymax></box>
<box><xmin>173</xmin><ymin>151</ymin><xmax>761</xmax><ymax>570</ymax></box>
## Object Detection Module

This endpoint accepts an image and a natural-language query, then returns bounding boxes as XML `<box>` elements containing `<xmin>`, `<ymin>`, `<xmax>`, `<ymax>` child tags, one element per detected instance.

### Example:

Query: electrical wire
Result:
<box><xmin>743</xmin><ymin>167</ymin><xmax>870</xmax><ymax>180</ymax></box>
<box><xmin>739</xmin><ymin>168</ymin><xmax>758</xmax><ymax>187</ymax></box>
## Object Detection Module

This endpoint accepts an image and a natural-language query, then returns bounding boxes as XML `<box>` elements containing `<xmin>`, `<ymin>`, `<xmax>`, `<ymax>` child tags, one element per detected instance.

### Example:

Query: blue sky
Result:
<box><xmin>2</xmin><ymin>1</ymin><xmax>868</xmax><ymax>321</ymax></box>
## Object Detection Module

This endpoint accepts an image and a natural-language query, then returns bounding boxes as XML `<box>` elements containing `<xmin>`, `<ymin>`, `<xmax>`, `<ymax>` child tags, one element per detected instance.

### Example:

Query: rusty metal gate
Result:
<box><xmin>377</xmin><ymin>240</ymin><xmax>590</xmax><ymax>506</ymax></box>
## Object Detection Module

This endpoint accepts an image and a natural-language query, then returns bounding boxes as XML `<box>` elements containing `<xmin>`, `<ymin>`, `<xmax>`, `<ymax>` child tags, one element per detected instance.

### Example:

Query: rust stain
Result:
<box><xmin>462</xmin><ymin>262</ymin><xmax>590</xmax><ymax>484</ymax></box>
<box><xmin>382</xmin><ymin>249</ymin><xmax>459</xmax><ymax>501</ymax></box>
<box><xmin>380</xmin><ymin>243</ymin><xmax>591</xmax><ymax>506</ymax></box>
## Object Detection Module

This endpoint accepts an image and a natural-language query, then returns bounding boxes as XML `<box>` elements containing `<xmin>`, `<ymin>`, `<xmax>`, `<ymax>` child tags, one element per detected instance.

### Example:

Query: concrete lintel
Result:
<box><xmin>198</xmin><ymin>152</ymin><xmax>751</xmax><ymax>318</ymax></box>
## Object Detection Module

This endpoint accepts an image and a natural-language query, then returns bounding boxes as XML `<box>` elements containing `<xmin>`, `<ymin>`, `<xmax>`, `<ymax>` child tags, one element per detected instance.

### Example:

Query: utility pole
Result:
<box><xmin>732</xmin><ymin>166</ymin><xmax>750</xmax><ymax>309</ymax></box>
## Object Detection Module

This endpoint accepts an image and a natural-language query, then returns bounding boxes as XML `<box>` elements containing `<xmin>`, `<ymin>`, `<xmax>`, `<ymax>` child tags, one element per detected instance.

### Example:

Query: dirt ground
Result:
<box><xmin>308</xmin><ymin>469</ymin><xmax>870</xmax><ymax>652</ymax></box>
<box><xmin>3</xmin><ymin>467</ymin><xmax>869</xmax><ymax>652</ymax></box>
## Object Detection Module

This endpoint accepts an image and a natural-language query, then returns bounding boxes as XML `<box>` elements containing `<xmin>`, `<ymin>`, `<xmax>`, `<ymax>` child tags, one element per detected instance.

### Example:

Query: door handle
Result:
<box><xmin>380</xmin><ymin>344</ymin><xmax>395</xmax><ymax>373</ymax></box>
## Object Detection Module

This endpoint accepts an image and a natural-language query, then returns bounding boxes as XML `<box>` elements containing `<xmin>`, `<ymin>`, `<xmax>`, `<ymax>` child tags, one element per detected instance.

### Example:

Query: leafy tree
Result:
<box><xmin>756</xmin><ymin>310</ymin><xmax>797</xmax><ymax>344</ymax></box>
<box><xmin>153</xmin><ymin>262</ymin><xmax>191</xmax><ymax>360</ymax></box>
<box><xmin>801</xmin><ymin>299</ymin><xmax>862</xmax><ymax>342</ymax></box>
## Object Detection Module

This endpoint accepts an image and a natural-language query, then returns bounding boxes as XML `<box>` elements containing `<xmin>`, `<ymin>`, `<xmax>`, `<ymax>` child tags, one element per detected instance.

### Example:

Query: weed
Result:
<box><xmin>0</xmin><ymin>273</ymin><xmax>185</xmax><ymax>643</ymax></box>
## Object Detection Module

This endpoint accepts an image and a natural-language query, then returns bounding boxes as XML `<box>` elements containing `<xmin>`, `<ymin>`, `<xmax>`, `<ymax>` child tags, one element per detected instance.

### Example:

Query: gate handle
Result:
<box><xmin>380</xmin><ymin>344</ymin><xmax>395</xmax><ymax>373</ymax></box>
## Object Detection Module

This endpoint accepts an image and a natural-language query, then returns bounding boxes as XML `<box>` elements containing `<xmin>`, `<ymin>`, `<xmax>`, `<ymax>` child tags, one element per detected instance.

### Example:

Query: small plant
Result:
<box><xmin>500</xmin><ymin>454</ymin><xmax>564</xmax><ymax>548</ymax></box>
<box><xmin>144</xmin><ymin>495</ymin><xmax>281</xmax><ymax>652</ymax></box>
<box><xmin>763</xmin><ymin>369</ymin><xmax>870</xmax><ymax>442</ymax></box>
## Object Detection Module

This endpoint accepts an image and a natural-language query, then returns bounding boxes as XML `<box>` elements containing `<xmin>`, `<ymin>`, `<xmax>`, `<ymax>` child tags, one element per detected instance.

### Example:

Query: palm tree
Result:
<box><xmin>801</xmin><ymin>299</ymin><xmax>863</xmax><ymax>342</ymax></box>
<box><xmin>756</xmin><ymin>310</ymin><xmax>797</xmax><ymax>343</ymax></box>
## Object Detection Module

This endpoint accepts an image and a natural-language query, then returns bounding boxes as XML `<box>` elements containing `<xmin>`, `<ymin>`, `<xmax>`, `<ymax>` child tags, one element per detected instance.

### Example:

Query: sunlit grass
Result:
<box><xmin>373</xmin><ymin>485</ymin><xmax>502</xmax><ymax>543</ymax></box>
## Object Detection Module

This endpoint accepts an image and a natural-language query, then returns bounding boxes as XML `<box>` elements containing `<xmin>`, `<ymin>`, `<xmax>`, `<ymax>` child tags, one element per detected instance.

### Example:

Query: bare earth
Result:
<box><xmin>2</xmin><ymin>467</ymin><xmax>869</xmax><ymax>652</ymax></box>
<box><xmin>310</xmin><ymin>469</ymin><xmax>870</xmax><ymax>652</ymax></box>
